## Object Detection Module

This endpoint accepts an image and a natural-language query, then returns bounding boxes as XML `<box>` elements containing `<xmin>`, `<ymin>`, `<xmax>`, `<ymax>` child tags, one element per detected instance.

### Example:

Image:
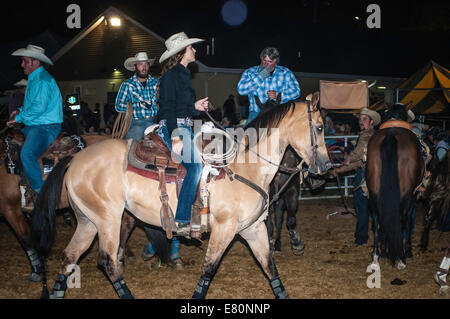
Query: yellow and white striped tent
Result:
<box><xmin>394</xmin><ymin>60</ymin><xmax>449</xmax><ymax>115</ymax></box>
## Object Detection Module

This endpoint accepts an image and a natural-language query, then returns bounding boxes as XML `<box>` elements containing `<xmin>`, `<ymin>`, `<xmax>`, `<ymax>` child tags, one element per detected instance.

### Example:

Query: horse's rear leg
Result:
<box><xmin>50</xmin><ymin>219</ymin><xmax>97</xmax><ymax>299</ymax></box>
<box><xmin>273</xmin><ymin>199</ymin><xmax>285</xmax><ymax>251</ymax></box>
<box><xmin>240</xmin><ymin>221</ymin><xmax>289</xmax><ymax>299</ymax></box>
<box><xmin>192</xmin><ymin>220</ymin><xmax>237</xmax><ymax>299</ymax></box>
<box><xmin>421</xmin><ymin>204</ymin><xmax>438</xmax><ymax>251</ymax></box>
<box><xmin>97</xmin><ymin>219</ymin><xmax>133</xmax><ymax>299</ymax></box>
<box><xmin>118</xmin><ymin>211</ymin><xmax>136</xmax><ymax>263</ymax></box>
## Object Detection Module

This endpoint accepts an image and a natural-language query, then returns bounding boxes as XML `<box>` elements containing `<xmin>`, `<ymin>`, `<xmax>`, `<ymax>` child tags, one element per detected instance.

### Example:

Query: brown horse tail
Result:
<box><xmin>31</xmin><ymin>155</ymin><xmax>73</xmax><ymax>257</ymax></box>
<box><xmin>379</xmin><ymin>131</ymin><xmax>403</xmax><ymax>265</ymax></box>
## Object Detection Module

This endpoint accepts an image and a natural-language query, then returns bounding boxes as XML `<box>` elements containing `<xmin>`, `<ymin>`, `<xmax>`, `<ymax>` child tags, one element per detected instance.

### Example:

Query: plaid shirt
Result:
<box><xmin>237</xmin><ymin>65</ymin><xmax>300</xmax><ymax>113</ymax></box>
<box><xmin>115</xmin><ymin>74</ymin><xmax>158</xmax><ymax>119</ymax></box>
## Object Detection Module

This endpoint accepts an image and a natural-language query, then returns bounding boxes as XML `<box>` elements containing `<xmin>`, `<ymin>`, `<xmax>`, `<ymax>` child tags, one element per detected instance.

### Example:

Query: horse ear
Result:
<box><xmin>276</xmin><ymin>92</ymin><xmax>282</xmax><ymax>104</ymax></box>
<box><xmin>311</xmin><ymin>91</ymin><xmax>320</xmax><ymax>110</ymax></box>
<box><xmin>254</xmin><ymin>95</ymin><xmax>263</xmax><ymax>109</ymax></box>
<box><xmin>404</xmin><ymin>101</ymin><xmax>413</xmax><ymax>110</ymax></box>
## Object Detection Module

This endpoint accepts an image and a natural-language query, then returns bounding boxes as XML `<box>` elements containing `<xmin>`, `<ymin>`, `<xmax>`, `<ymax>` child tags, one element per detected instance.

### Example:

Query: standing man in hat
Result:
<box><xmin>7</xmin><ymin>45</ymin><xmax>63</xmax><ymax>195</ymax></box>
<box><xmin>115</xmin><ymin>52</ymin><xmax>158</xmax><ymax>140</ymax></box>
<box><xmin>237</xmin><ymin>47</ymin><xmax>300</xmax><ymax>125</ymax></box>
<box><xmin>332</xmin><ymin>108</ymin><xmax>381</xmax><ymax>246</ymax></box>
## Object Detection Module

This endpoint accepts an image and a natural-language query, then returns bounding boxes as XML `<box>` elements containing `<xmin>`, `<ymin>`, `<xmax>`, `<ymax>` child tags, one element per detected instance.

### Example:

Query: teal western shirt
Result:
<box><xmin>15</xmin><ymin>66</ymin><xmax>63</xmax><ymax>126</ymax></box>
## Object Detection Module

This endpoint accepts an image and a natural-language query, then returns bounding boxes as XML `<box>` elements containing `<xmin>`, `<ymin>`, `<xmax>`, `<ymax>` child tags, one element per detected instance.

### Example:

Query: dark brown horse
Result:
<box><xmin>0</xmin><ymin>129</ymin><xmax>112</xmax><ymax>282</ymax></box>
<box><xmin>365</xmin><ymin>104</ymin><xmax>424</xmax><ymax>269</ymax></box>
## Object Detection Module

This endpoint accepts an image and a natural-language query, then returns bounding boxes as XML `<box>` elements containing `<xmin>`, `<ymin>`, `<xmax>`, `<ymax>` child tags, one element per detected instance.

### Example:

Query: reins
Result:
<box><xmin>203</xmin><ymin>100</ymin><xmax>320</xmax><ymax>212</ymax></box>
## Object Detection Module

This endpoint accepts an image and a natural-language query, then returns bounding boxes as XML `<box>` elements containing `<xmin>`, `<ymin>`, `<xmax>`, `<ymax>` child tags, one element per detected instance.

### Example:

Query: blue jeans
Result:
<box><xmin>158</xmin><ymin>124</ymin><xmax>202</xmax><ymax>224</ymax></box>
<box><xmin>21</xmin><ymin>124</ymin><xmax>61</xmax><ymax>192</ymax></box>
<box><xmin>126</xmin><ymin>118</ymin><xmax>154</xmax><ymax>140</ymax></box>
<box><xmin>354</xmin><ymin>168</ymin><xmax>370</xmax><ymax>244</ymax></box>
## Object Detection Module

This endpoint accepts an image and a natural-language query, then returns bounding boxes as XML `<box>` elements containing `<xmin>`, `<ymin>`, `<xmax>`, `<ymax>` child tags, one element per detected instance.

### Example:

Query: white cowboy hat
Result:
<box><xmin>11</xmin><ymin>44</ymin><xmax>53</xmax><ymax>66</ymax></box>
<box><xmin>124</xmin><ymin>52</ymin><xmax>155</xmax><ymax>71</ymax></box>
<box><xmin>357</xmin><ymin>107</ymin><xmax>381</xmax><ymax>126</ymax></box>
<box><xmin>14</xmin><ymin>79</ymin><xmax>28</xmax><ymax>87</ymax></box>
<box><xmin>407</xmin><ymin>109</ymin><xmax>415</xmax><ymax>121</ymax></box>
<box><xmin>159</xmin><ymin>32</ymin><xmax>204</xmax><ymax>63</ymax></box>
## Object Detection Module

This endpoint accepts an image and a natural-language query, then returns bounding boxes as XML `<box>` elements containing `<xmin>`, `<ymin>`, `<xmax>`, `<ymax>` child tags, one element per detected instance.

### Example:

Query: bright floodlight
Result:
<box><xmin>110</xmin><ymin>17</ymin><xmax>121</xmax><ymax>27</ymax></box>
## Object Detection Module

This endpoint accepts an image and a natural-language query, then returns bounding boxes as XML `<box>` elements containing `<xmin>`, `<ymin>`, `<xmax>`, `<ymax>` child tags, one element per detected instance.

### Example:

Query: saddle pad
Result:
<box><xmin>126</xmin><ymin>163</ymin><xmax>226</xmax><ymax>183</ymax></box>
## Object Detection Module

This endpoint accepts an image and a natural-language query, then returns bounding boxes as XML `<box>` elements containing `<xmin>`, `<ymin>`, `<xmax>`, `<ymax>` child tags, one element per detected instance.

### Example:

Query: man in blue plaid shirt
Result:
<box><xmin>115</xmin><ymin>52</ymin><xmax>158</xmax><ymax>140</ymax></box>
<box><xmin>237</xmin><ymin>47</ymin><xmax>300</xmax><ymax>125</ymax></box>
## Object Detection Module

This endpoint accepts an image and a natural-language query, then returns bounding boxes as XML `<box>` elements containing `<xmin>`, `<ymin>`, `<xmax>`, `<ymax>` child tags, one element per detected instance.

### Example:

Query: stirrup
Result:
<box><xmin>176</xmin><ymin>223</ymin><xmax>191</xmax><ymax>238</ymax></box>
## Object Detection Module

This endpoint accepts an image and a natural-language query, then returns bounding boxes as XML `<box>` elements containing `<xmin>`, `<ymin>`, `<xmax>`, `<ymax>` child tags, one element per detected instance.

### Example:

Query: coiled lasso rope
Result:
<box><xmin>193</xmin><ymin>123</ymin><xmax>237</xmax><ymax>168</ymax></box>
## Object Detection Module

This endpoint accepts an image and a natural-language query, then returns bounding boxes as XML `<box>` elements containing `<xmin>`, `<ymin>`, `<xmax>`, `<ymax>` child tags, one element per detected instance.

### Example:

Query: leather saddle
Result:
<box><xmin>126</xmin><ymin>130</ymin><xmax>226</xmax><ymax>239</ymax></box>
<box><xmin>3</xmin><ymin>128</ymin><xmax>85</xmax><ymax>176</ymax></box>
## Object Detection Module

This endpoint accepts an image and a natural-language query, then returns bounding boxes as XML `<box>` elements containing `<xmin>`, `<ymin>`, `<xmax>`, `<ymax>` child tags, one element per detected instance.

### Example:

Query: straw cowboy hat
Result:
<box><xmin>14</xmin><ymin>79</ymin><xmax>28</xmax><ymax>87</ymax></box>
<box><xmin>407</xmin><ymin>109</ymin><xmax>415</xmax><ymax>121</ymax></box>
<box><xmin>11</xmin><ymin>44</ymin><xmax>53</xmax><ymax>66</ymax></box>
<box><xmin>124</xmin><ymin>52</ymin><xmax>155</xmax><ymax>71</ymax></box>
<box><xmin>159</xmin><ymin>32</ymin><xmax>204</xmax><ymax>63</ymax></box>
<box><xmin>356</xmin><ymin>107</ymin><xmax>381</xmax><ymax>126</ymax></box>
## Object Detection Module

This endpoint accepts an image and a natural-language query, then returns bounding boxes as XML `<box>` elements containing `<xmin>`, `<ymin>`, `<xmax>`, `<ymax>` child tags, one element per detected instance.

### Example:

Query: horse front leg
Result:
<box><xmin>240</xmin><ymin>221</ymin><xmax>289</xmax><ymax>299</ymax></box>
<box><xmin>265</xmin><ymin>210</ymin><xmax>275</xmax><ymax>253</ymax></box>
<box><xmin>285</xmin><ymin>192</ymin><xmax>304</xmax><ymax>255</ymax></box>
<box><xmin>434</xmin><ymin>242</ymin><xmax>450</xmax><ymax>296</ymax></box>
<box><xmin>192</xmin><ymin>219</ymin><xmax>237</xmax><ymax>299</ymax></box>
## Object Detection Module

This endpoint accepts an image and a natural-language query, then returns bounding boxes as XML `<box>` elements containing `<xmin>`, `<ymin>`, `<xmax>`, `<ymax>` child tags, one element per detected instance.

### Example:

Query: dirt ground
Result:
<box><xmin>0</xmin><ymin>198</ymin><xmax>449</xmax><ymax>299</ymax></box>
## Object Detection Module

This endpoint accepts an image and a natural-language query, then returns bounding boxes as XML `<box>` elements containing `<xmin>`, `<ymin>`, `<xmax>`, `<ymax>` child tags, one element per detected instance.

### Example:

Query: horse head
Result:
<box><xmin>382</xmin><ymin>102</ymin><xmax>411</xmax><ymax>123</ymax></box>
<box><xmin>286</xmin><ymin>91</ymin><xmax>332</xmax><ymax>175</ymax></box>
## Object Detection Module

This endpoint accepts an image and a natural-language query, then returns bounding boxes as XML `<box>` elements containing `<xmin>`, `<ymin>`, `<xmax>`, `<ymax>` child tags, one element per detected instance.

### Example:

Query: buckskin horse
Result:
<box><xmin>31</xmin><ymin>92</ymin><xmax>331</xmax><ymax>299</ymax></box>
<box><xmin>0</xmin><ymin>127</ymin><xmax>110</xmax><ymax>282</ymax></box>
<box><xmin>365</xmin><ymin>104</ymin><xmax>424</xmax><ymax>269</ymax></box>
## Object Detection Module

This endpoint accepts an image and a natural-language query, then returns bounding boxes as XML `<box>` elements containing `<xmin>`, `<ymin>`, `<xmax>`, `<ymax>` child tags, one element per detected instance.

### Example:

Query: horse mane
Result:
<box><xmin>242</xmin><ymin>100</ymin><xmax>297</xmax><ymax>151</ymax></box>
<box><xmin>382</xmin><ymin>103</ymin><xmax>408</xmax><ymax>123</ymax></box>
<box><xmin>244</xmin><ymin>100</ymin><xmax>297</xmax><ymax>132</ymax></box>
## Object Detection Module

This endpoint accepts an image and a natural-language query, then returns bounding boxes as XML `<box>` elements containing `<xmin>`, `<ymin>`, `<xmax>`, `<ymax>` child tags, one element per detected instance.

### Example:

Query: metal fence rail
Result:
<box><xmin>299</xmin><ymin>134</ymin><xmax>358</xmax><ymax>200</ymax></box>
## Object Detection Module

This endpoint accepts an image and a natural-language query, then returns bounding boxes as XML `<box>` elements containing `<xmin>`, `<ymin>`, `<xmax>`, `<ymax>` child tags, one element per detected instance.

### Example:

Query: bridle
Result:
<box><xmin>203</xmin><ymin>99</ymin><xmax>322</xmax><ymax>211</ymax></box>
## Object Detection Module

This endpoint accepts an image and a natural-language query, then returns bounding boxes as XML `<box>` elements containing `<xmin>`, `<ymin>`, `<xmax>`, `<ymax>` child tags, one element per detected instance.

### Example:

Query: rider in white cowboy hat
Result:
<box><xmin>115</xmin><ymin>52</ymin><xmax>158</xmax><ymax>140</ymax></box>
<box><xmin>7</xmin><ymin>44</ymin><xmax>63</xmax><ymax>196</ymax></box>
<box><xmin>332</xmin><ymin>107</ymin><xmax>380</xmax><ymax>246</ymax></box>
<box><xmin>156</xmin><ymin>32</ymin><xmax>208</xmax><ymax>238</ymax></box>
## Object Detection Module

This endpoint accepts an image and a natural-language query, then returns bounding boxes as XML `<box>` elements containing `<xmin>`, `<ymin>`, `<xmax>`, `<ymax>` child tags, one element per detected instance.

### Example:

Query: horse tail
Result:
<box><xmin>378</xmin><ymin>131</ymin><xmax>403</xmax><ymax>265</ymax></box>
<box><xmin>31</xmin><ymin>156</ymin><xmax>73</xmax><ymax>257</ymax></box>
<box><xmin>143</xmin><ymin>226</ymin><xmax>171</xmax><ymax>264</ymax></box>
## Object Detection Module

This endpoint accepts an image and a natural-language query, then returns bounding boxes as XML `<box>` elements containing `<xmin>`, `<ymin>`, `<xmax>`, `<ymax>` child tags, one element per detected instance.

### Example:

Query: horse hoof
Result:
<box><xmin>29</xmin><ymin>272</ymin><xmax>41</xmax><ymax>282</ymax></box>
<box><xmin>405</xmin><ymin>251</ymin><xmax>413</xmax><ymax>259</ymax></box>
<box><xmin>171</xmin><ymin>258</ymin><xmax>185</xmax><ymax>271</ymax></box>
<box><xmin>438</xmin><ymin>286</ymin><xmax>449</xmax><ymax>296</ymax></box>
<box><xmin>397</xmin><ymin>260</ymin><xmax>407</xmax><ymax>270</ymax></box>
<box><xmin>291</xmin><ymin>243</ymin><xmax>305</xmax><ymax>256</ymax></box>
<box><xmin>146</xmin><ymin>256</ymin><xmax>162</xmax><ymax>270</ymax></box>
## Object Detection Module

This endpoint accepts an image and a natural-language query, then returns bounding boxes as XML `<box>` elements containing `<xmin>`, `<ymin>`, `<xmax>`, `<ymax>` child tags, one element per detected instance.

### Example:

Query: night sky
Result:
<box><xmin>1</xmin><ymin>0</ymin><xmax>449</xmax><ymax>77</ymax></box>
